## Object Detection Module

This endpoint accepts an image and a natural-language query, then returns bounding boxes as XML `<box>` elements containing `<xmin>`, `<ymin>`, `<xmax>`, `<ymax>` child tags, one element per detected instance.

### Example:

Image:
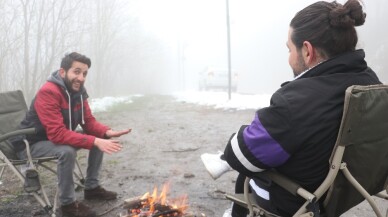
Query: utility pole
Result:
<box><xmin>226</xmin><ymin>0</ymin><xmax>232</xmax><ymax>100</ymax></box>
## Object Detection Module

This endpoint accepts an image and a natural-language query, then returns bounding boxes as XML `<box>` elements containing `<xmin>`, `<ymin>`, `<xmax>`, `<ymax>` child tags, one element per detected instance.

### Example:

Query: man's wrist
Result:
<box><xmin>103</xmin><ymin>133</ymin><xmax>110</xmax><ymax>139</ymax></box>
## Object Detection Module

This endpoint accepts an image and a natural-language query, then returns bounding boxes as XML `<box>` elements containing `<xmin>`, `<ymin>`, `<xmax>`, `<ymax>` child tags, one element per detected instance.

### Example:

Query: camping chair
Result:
<box><xmin>0</xmin><ymin>90</ymin><xmax>85</xmax><ymax>216</ymax></box>
<box><xmin>226</xmin><ymin>84</ymin><xmax>388</xmax><ymax>217</ymax></box>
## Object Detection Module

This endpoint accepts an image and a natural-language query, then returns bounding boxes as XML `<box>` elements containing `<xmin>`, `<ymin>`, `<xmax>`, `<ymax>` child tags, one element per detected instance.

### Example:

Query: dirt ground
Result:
<box><xmin>0</xmin><ymin>95</ymin><xmax>387</xmax><ymax>217</ymax></box>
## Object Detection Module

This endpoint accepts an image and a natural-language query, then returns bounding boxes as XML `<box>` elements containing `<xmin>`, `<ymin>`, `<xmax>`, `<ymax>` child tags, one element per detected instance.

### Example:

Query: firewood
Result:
<box><xmin>151</xmin><ymin>208</ymin><xmax>180</xmax><ymax>217</ymax></box>
<box><xmin>123</xmin><ymin>196</ymin><xmax>149</xmax><ymax>209</ymax></box>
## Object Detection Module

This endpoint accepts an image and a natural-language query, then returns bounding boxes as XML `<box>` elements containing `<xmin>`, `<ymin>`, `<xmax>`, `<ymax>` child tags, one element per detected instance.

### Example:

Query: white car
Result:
<box><xmin>199</xmin><ymin>67</ymin><xmax>238</xmax><ymax>91</ymax></box>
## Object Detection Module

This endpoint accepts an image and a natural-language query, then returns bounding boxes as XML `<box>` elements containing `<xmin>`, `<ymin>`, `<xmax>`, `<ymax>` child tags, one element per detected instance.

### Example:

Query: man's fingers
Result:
<box><xmin>103</xmin><ymin>148</ymin><xmax>113</xmax><ymax>155</ymax></box>
<box><xmin>107</xmin><ymin>129</ymin><xmax>131</xmax><ymax>137</ymax></box>
<box><xmin>121</xmin><ymin>129</ymin><xmax>131</xmax><ymax>134</ymax></box>
<box><xmin>98</xmin><ymin>141</ymin><xmax>122</xmax><ymax>154</ymax></box>
<box><xmin>117</xmin><ymin>128</ymin><xmax>131</xmax><ymax>136</ymax></box>
<box><xmin>113</xmin><ymin>143</ymin><xmax>123</xmax><ymax>151</ymax></box>
<box><xmin>109</xmin><ymin>141</ymin><xmax>123</xmax><ymax>152</ymax></box>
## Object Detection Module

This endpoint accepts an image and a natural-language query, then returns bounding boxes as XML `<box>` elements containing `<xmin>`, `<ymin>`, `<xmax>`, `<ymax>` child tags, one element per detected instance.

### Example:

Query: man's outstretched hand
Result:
<box><xmin>105</xmin><ymin>128</ymin><xmax>131</xmax><ymax>138</ymax></box>
<box><xmin>94</xmin><ymin>129</ymin><xmax>131</xmax><ymax>154</ymax></box>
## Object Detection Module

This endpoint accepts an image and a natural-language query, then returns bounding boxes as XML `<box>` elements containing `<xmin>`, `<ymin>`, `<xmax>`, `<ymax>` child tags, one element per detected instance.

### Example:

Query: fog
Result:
<box><xmin>0</xmin><ymin>0</ymin><xmax>387</xmax><ymax>100</ymax></box>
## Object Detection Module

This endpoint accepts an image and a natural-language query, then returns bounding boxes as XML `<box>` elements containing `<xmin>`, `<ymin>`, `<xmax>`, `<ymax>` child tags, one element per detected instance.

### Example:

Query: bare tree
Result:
<box><xmin>1</xmin><ymin>0</ymin><xmax>183</xmax><ymax>96</ymax></box>
<box><xmin>8</xmin><ymin>0</ymin><xmax>88</xmax><ymax>101</ymax></box>
<box><xmin>86</xmin><ymin>0</ymin><xmax>128</xmax><ymax>97</ymax></box>
<box><xmin>0</xmin><ymin>1</ymin><xmax>22</xmax><ymax>91</ymax></box>
<box><xmin>19</xmin><ymin>0</ymin><xmax>34</xmax><ymax>99</ymax></box>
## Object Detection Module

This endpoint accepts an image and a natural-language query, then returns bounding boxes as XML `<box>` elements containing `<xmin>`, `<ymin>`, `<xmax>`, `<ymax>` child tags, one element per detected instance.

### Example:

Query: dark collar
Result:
<box><xmin>281</xmin><ymin>49</ymin><xmax>367</xmax><ymax>87</ymax></box>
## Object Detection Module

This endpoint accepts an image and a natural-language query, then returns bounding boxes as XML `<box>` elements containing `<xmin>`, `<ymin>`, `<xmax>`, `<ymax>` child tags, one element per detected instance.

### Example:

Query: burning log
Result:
<box><xmin>123</xmin><ymin>196</ymin><xmax>149</xmax><ymax>210</ymax></box>
<box><xmin>120</xmin><ymin>183</ymin><xmax>192</xmax><ymax>217</ymax></box>
<box><xmin>122</xmin><ymin>198</ymin><xmax>184</xmax><ymax>217</ymax></box>
<box><xmin>151</xmin><ymin>208</ymin><xmax>181</xmax><ymax>217</ymax></box>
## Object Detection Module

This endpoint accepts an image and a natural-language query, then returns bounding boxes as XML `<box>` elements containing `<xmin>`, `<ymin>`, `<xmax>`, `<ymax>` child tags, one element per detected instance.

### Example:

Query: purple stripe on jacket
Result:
<box><xmin>243</xmin><ymin>113</ymin><xmax>290</xmax><ymax>167</ymax></box>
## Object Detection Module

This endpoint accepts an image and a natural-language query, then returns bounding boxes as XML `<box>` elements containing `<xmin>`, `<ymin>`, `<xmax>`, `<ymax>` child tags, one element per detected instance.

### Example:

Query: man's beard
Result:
<box><xmin>64</xmin><ymin>74</ymin><xmax>83</xmax><ymax>93</ymax></box>
<box><xmin>292</xmin><ymin>52</ymin><xmax>309</xmax><ymax>77</ymax></box>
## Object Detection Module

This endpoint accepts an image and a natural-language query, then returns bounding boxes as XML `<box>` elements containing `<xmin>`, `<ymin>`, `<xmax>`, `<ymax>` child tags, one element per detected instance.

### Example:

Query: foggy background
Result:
<box><xmin>0</xmin><ymin>0</ymin><xmax>387</xmax><ymax>102</ymax></box>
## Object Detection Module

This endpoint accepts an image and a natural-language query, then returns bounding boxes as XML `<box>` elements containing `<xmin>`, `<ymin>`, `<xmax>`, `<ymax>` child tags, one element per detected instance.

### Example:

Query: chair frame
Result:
<box><xmin>0</xmin><ymin>90</ymin><xmax>85</xmax><ymax>217</ymax></box>
<box><xmin>226</xmin><ymin>84</ymin><xmax>388</xmax><ymax>217</ymax></box>
<box><xmin>0</xmin><ymin>129</ymin><xmax>59</xmax><ymax>215</ymax></box>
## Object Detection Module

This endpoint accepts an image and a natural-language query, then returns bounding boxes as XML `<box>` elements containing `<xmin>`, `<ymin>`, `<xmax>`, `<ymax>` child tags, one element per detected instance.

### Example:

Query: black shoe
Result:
<box><xmin>24</xmin><ymin>168</ymin><xmax>41</xmax><ymax>193</ymax></box>
<box><xmin>61</xmin><ymin>201</ymin><xmax>96</xmax><ymax>217</ymax></box>
<box><xmin>84</xmin><ymin>186</ymin><xmax>117</xmax><ymax>200</ymax></box>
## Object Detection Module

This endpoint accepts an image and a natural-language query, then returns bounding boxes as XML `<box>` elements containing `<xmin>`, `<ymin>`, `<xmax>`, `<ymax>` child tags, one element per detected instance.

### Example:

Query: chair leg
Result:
<box><xmin>2</xmin><ymin>154</ymin><xmax>83</xmax><ymax>217</ymax></box>
<box><xmin>75</xmin><ymin>158</ymin><xmax>85</xmax><ymax>182</ymax></box>
<box><xmin>341</xmin><ymin>164</ymin><xmax>384</xmax><ymax>217</ymax></box>
<box><xmin>39</xmin><ymin>160</ymin><xmax>85</xmax><ymax>189</ymax></box>
<box><xmin>0</xmin><ymin>164</ymin><xmax>6</xmax><ymax>180</ymax></box>
<box><xmin>2</xmin><ymin>156</ymin><xmax>26</xmax><ymax>184</ymax></box>
<box><xmin>244</xmin><ymin>177</ymin><xmax>254</xmax><ymax>217</ymax></box>
<box><xmin>31</xmin><ymin>192</ymin><xmax>55</xmax><ymax>216</ymax></box>
<box><xmin>74</xmin><ymin>159</ymin><xmax>85</xmax><ymax>189</ymax></box>
<box><xmin>52</xmin><ymin>185</ymin><xmax>59</xmax><ymax>217</ymax></box>
<box><xmin>376</xmin><ymin>191</ymin><xmax>388</xmax><ymax>200</ymax></box>
<box><xmin>3</xmin><ymin>159</ymin><xmax>55</xmax><ymax>216</ymax></box>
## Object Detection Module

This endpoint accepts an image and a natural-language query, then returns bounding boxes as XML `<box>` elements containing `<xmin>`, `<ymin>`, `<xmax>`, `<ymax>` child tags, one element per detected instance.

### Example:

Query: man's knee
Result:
<box><xmin>57</xmin><ymin>145</ymin><xmax>77</xmax><ymax>161</ymax></box>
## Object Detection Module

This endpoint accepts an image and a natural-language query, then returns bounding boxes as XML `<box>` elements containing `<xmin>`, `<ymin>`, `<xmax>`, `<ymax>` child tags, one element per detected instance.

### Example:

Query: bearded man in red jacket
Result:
<box><xmin>13</xmin><ymin>52</ymin><xmax>131</xmax><ymax>217</ymax></box>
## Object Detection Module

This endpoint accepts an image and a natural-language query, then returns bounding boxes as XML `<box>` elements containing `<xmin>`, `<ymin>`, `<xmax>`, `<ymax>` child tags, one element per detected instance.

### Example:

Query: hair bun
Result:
<box><xmin>329</xmin><ymin>0</ymin><xmax>366</xmax><ymax>28</ymax></box>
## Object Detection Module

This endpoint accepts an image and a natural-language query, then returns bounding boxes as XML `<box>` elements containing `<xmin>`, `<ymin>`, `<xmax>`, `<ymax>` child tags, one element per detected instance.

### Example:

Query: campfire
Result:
<box><xmin>120</xmin><ymin>183</ymin><xmax>193</xmax><ymax>217</ymax></box>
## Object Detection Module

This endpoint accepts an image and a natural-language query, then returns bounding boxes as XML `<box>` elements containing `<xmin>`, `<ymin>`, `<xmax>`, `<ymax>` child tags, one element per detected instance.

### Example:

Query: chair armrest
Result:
<box><xmin>0</xmin><ymin>128</ymin><xmax>36</xmax><ymax>142</ymax></box>
<box><xmin>254</xmin><ymin>170</ymin><xmax>316</xmax><ymax>203</ymax></box>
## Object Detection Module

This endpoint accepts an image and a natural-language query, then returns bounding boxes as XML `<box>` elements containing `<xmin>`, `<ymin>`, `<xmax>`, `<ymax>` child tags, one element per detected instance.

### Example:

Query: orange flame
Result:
<box><xmin>126</xmin><ymin>182</ymin><xmax>188</xmax><ymax>217</ymax></box>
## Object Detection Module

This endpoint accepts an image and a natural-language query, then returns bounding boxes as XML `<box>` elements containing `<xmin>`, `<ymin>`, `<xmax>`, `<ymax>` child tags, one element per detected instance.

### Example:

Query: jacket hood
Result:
<box><xmin>47</xmin><ymin>70</ymin><xmax>88</xmax><ymax>99</ymax></box>
<box><xmin>48</xmin><ymin>70</ymin><xmax>66</xmax><ymax>88</ymax></box>
<box><xmin>47</xmin><ymin>70</ymin><xmax>89</xmax><ymax>127</ymax></box>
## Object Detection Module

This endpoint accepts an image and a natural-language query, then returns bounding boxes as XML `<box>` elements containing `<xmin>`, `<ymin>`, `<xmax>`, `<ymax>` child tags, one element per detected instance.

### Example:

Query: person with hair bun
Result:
<box><xmin>200</xmin><ymin>1</ymin><xmax>381</xmax><ymax>216</ymax></box>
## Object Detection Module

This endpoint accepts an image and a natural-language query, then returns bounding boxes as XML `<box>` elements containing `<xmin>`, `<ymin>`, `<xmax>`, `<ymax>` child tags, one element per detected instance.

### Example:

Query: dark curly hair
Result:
<box><xmin>60</xmin><ymin>52</ymin><xmax>91</xmax><ymax>71</ymax></box>
<box><xmin>290</xmin><ymin>0</ymin><xmax>366</xmax><ymax>59</ymax></box>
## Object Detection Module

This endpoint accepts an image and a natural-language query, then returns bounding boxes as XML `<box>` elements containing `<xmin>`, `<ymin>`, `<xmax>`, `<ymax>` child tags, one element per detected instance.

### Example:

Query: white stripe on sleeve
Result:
<box><xmin>230</xmin><ymin>133</ymin><xmax>265</xmax><ymax>173</ymax></box>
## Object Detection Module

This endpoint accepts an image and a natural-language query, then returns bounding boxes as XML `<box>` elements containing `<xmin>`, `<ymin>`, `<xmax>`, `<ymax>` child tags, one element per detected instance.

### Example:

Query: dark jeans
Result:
<box><xmin>17</xmin><ymin>141</ymin><xmax>103</xmax><ymax>205</ymax></box>
<box><xmin>231</xmin><ymin>174</ymin><xmax>281</xmax><ymax>217</ymax></box>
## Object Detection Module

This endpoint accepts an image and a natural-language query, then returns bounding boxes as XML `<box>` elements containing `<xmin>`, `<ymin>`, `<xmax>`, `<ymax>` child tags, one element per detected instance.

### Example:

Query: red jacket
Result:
<box><xmin>13</xmin><ymin>70</ymin><xmax>109</xmax><ymax>151</ymax></box>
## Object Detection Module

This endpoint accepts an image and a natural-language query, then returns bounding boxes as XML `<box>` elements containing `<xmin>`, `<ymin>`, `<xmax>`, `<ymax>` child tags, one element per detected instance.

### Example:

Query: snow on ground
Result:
<box><xmin>90</xmin><ymin>91</ymin><xmax>271</xmax><ymax>112</ymax></box>
<box><xmin>173</xmin><ymin>91</ymin><xmax>271</xmax><ymax>110</ymax></box>
<box><xmin>89</xmin><ymin>95</ymin><xmax>142</xmax><ymax>112</ymax></box>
